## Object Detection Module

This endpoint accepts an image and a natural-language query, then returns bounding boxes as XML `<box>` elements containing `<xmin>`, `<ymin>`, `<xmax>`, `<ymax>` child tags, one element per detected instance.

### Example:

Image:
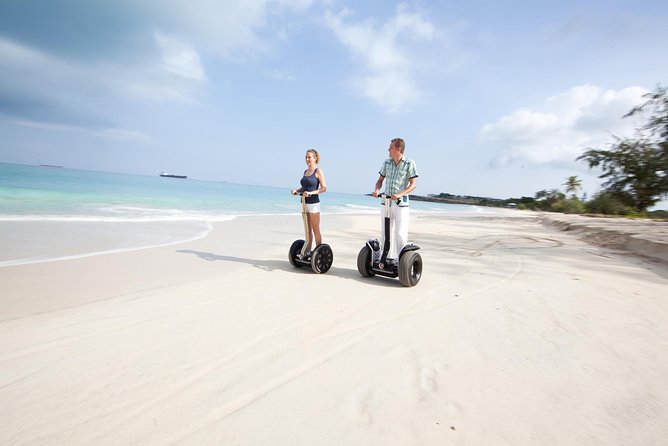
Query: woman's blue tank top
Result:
<box><xmin>300</xmin><ymin>168</ymin><xmax>320</xmax><ymax>204</ymax></box>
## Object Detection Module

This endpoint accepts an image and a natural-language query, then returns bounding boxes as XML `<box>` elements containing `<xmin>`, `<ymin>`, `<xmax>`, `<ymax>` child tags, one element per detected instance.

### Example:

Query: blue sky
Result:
<box><xmin>1</xmin><ymin>0</ymin><xmax>667</xmax><ymax>199</ymax></box>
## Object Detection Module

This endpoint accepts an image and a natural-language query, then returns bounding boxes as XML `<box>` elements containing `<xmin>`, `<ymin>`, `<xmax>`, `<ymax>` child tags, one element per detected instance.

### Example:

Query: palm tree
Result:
<box><xmin>563</xmin><ymin>176</ymin><xmax>582</xmax><ymax>199</ymax></box>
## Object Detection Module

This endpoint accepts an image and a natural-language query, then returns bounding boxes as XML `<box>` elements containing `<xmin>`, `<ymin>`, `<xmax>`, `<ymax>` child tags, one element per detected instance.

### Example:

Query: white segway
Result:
<box><xmin>357</xmin><ymin>194</ymin><xmax>422</xmax><ymax>286</ymax></box>
<box><xmin>288</xmin><ymin>193</ymin><xmax>333</xmax><ymax>274</ymax></box>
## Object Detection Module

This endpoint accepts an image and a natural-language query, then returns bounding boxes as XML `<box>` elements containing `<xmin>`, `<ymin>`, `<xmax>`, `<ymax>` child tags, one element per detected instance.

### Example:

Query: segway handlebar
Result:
<box><xmin>378</xmin><ymin>193</ymin><xmax>401</xmax><ymax>206</ymax></box>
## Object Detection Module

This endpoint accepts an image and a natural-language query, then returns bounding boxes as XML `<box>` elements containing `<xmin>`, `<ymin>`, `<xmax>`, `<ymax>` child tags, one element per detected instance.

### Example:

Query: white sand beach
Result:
<box><xmin>1</xmin><ymin>212</ymin><xmax>667</xmax><ymax>445</ymax></box>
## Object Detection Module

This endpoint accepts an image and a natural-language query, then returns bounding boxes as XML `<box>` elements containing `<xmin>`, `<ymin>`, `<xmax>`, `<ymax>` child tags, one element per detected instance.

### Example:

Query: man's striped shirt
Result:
<box><xmin>379</xmin><ymin>157</ymin><xmax>418</xmax><ymax>197</ymax></box>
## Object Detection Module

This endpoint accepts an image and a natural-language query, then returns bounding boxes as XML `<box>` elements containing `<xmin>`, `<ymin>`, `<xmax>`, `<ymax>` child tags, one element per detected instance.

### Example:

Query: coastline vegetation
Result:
<box><xmin>414</xmin><ymin>85</ymin><xmax>668</xmax><ymax>220</ymax></box>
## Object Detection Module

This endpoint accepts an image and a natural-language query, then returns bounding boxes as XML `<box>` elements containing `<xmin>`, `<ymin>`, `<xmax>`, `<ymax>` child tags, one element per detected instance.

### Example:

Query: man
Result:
<box><xmin>372</xmin><ymin>138</ymin><xmax>418</xmax><ymax>265</ymax></box>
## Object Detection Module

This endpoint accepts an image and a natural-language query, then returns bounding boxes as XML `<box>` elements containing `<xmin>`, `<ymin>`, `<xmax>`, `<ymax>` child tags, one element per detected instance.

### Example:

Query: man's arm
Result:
<box><xmin>372</xmin><ymin>175</ymin><xmax>384</xmax><ymax>197</ymax></box>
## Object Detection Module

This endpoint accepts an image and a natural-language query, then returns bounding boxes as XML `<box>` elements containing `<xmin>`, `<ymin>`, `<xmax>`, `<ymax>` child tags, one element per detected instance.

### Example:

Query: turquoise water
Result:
<box><xmin>0</xmin><ymin>162</ymin><xmax>502</xmax><ymax>266</ymax></box>
<box><xmin>0</xmin><ymin>162</ymin><xmax>487</xmax><ymax>221</ymax></box>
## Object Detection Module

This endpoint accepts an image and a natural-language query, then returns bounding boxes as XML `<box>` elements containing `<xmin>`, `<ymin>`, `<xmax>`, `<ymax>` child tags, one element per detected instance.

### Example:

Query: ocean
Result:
<box><xmin>0</xmin><ymin>162</ymin><xmax>501</xmax><ymax>266</ymax></box>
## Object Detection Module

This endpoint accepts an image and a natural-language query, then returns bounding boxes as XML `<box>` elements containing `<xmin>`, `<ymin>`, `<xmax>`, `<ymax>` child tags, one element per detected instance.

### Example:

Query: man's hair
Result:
<box><xmin>391</xmin><ymin>138</ymin><xmax>405</xmax><ymax>154</ymax></box>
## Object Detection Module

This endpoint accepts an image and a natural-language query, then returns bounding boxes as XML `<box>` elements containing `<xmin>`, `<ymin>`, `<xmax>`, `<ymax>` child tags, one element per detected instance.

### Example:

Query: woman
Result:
<box><xmin>291</xmin><ymin>148</ymin><xmax>327</xmax><ymax>257</ymax></box>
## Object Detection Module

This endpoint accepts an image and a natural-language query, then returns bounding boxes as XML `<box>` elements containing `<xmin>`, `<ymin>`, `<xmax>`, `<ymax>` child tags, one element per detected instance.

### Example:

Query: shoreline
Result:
<box><xmin>2</xmin><ymin>209</ymin><xmax>665</xmax><ymax>267</ymax></box>
<box><xmin>0</xmin><ymin>220</ymin><xmax>215</xmax><ymax>267</ymax></box>
<box><xmin>2</xmin><ymin>212</ymin><xmax>667</xmax><ymax>444</ymax></box>
<box><xmin>0</xmin><ymin>207</ymin><xmax>523</xmax><ymax>267</ymax></box>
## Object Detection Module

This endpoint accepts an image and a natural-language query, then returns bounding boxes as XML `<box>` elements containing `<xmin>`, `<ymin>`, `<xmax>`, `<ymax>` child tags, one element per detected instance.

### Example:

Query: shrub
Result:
<box><xmin>648</xmin><ymin>209</ymin><xmax>668</xmax><ymax>219</ymax></box>
<box><xmin>551</xmin><ymin>198</ymin><xmax>585</xmax><ymax>214</ymax></box>
<box><xmin>585</xmin><ymin>192</ymin><xmax>634</xmax><ymax>215</ymax></box>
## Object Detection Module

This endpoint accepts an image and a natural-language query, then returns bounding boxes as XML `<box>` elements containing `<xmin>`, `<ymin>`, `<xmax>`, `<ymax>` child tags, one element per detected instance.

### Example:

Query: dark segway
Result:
<box><xmin>288</xmin><ymin>193</ymin><xmax>333</xmax><ymax>274</ymax></box>
<box><xmin>357</xmin><ymin>194</ymin><xmax>422</xmax><ymax>287</ymax></box>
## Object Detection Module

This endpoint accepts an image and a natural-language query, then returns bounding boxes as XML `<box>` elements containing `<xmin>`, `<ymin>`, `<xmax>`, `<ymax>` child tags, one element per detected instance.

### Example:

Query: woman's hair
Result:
<box><xmin>306</xmin><ymin>148</ymin><xmax>320</xmax><ymax>163</ymax></box>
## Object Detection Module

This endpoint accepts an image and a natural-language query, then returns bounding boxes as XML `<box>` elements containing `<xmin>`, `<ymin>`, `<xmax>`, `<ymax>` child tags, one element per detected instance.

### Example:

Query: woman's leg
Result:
<box><xmin>306</xmin><ymin>214</ymin><xmax>314</xmax><ymax>251</ymax></box>
<box><xmin>307</xmin><ymin>212</ymin><xmax>322</xmax><ymax>249</ymax></box>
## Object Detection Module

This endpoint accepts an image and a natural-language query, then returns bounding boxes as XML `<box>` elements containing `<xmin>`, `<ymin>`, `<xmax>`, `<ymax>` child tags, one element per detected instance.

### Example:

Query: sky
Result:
<box><xmin>1</xmin><ymin>0</ymin><xmax>667</xmax><ymax>200</ymax></box>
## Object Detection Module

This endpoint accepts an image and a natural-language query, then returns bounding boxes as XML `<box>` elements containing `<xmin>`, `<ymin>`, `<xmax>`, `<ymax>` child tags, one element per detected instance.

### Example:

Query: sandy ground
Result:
<box><xmin>1</xmin><ymin>212</ymin><xmax>667</xmax><ymax>445</ymax></box>
<box><xmin>541</xmin><ymin>213</ymin><xmax>668</xmax><ymax>264</ymax></box>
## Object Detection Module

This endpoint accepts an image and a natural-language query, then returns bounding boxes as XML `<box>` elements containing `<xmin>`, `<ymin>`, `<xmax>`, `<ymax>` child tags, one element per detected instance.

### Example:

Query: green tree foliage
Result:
<box><xmin>563</xmin><ymin>176</ymin><xmax>582</xmax><ymax>198</ymax></box>
<box><xmin>627</xmin><ymin>85</ymin><xmax>668</xmax><ymax>141</ymax></box>
<box><xmin>577</xmin><ymin>85</ymin><xmax>668</xmax><ymax>212</ymax></box>
<box><xmin>585</xmin><ymin>192</ymin><xmax>634</xmax><ymax>215</ymax></box>
<box><xmin>534</xmin><ymin>189</ymin><xmax>565</xmax><ymax>210</ymax></box>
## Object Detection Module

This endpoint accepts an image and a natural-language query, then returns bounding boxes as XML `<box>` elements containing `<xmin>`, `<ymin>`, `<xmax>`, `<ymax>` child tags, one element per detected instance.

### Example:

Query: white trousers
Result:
<box><xmin>380</xmin><ymin>202</ymin><xmax>409</xmax><ymax>259</ymax></box>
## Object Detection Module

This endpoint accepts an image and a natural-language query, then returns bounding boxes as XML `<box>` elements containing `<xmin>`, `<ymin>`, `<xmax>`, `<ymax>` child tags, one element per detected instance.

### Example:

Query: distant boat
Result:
<box><xmin>39</xmin><ymin>164</ymin><xmax>63</xmax><ymax>168</ymax></box>
<box><xmin>160</xmin><ymin>171</ymin><xmax>187</xmax><ymax>179</ymax></box>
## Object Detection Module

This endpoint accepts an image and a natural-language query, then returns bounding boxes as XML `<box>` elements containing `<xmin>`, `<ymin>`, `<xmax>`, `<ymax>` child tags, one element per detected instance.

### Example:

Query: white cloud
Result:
<box><xmin>480</xmin><ymin>84</ymin><xmax>647</xmax><ymax>168</ymax></box>
<box><xmin>143</xmin><ymin>0</ymin><xmax>314</xmax><ymax>58</ymax></box>
<box><xmin>0</xmin><ymin>36</ymin><xmax>205</xmax><ymax>131</ymax></box>
<box><xmin>0</xmin><ymin>117</ymin><xmax>155</xmax><ymax>143</ymax></box>
<box><xmin>267</xmin><ymin>68</ymin><xmax>296</xmax><ymax>82</ymax></box>
<box><xmin>94</xmin><ymin>128</ymin><xmax>156</xmax><ymax>142</ymax></box>
<box><xmin>0</xmin><ymin>1</ymin><xmax>323</xmax><ymax>135</ymax></box>
<box><xmin>0</xmin><ymin>38</ymin><xmax>76</xmax><ymax>95</ymax></box>
<box><xmin>155</xmin><ymin>32</ymin><xmax>206</xmax><ymax>81</ymax></box>
<box><xmin>324</xmin><ymin>6</ymin><xmax>446</xmax><ymax>113</ymax></box>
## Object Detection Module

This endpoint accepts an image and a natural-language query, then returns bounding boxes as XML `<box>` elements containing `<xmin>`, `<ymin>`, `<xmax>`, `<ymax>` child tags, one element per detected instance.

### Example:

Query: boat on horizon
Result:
<box><xmin>160</xmin><ymin>171</ymin><xmax>187</xmax><ymax>179</ymax></box>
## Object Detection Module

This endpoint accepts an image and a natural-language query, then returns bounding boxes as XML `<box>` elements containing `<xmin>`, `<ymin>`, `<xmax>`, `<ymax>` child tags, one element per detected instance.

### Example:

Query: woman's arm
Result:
<box><xmin>314</xmin><ymin>168</ymin><xmax>327</xmax><ymax>195</ymax></box>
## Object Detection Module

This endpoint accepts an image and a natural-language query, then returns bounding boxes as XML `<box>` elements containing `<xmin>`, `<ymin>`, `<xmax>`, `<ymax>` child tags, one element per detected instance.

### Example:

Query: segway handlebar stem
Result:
<box><xmin>379</xmin><ymin>193</ymin><xmax>401</xmax><ymax>206</ymax></box>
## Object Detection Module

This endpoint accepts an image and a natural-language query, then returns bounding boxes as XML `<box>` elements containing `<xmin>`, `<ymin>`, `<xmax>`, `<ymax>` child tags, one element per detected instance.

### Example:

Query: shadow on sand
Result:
<box><xmin>176</xmin><ymin>249</ymin><xmax>402</xmax><ymax>287</ymax></box>
<box><xmin>176</xmin><ymin>249</ymin><xmax>289</xmax><ymax>272</ymax></box>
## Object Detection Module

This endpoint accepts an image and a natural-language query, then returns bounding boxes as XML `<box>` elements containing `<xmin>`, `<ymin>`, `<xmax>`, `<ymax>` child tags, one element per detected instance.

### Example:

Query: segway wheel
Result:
<box><xmin>399</xmin><ymin>251</ymin><xmax>422</xmax><ymax>287</ymax></box>
<box><xmin>356</xmin><ymin>245</ymin><xmax>375</xmax><ymax>277</ymax></box>
<box><xmin>311</xmin><ymin>244</ymin><xmax>333</xmax><ymax>274</ymax></box>
<box><xmin>289</xmin><ymin>239</ymin><xmax>305</xmax><ymax>268</ymax></box>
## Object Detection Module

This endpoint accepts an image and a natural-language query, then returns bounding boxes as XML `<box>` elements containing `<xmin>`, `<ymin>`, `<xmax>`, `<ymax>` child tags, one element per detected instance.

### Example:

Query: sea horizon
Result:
<box><xmin>0</xmin><ymin>162</ymin><xmax>514</xmax><ymax>266</ymax></box>
<box><xmin>0</xmin><ymin>162</ymin><xmax>511</xmax><ymax>220</ymax></box>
